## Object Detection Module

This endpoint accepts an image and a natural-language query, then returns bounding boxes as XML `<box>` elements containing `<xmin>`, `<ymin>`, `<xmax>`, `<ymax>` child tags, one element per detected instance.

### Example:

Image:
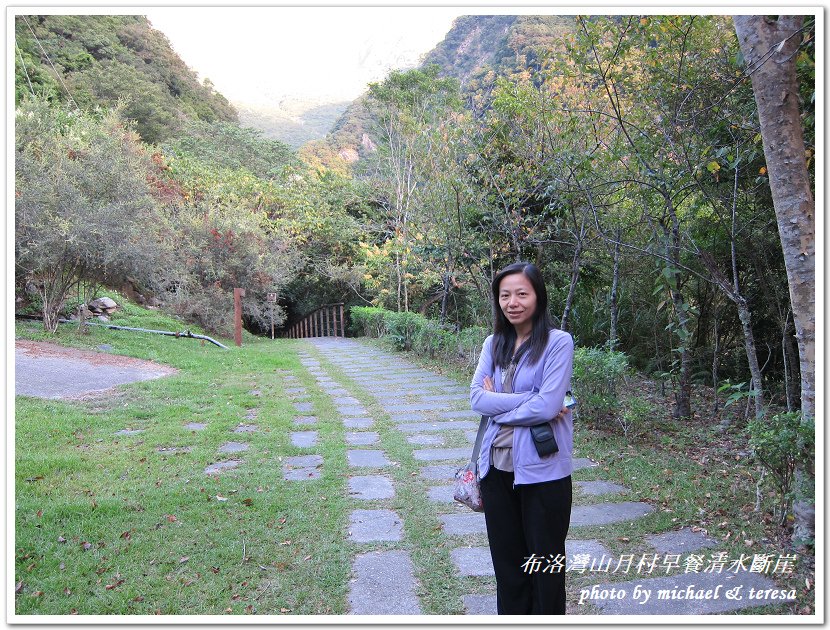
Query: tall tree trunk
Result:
<box><xmin>440</xmin><ymin>270</ymin><xmax>450</xmax><ymax>324</ymax></box>
<box><xmin>736</xmin><ymin>296</ymin><xmax>765</xmax><ymax>419</ymax></box>
<box><xmin>609</xmin><ymin>228</ymin><xmax>621</xmax><ymax>349</ymax></box>
<box><xmin>733</xmin><ymin>15</ymin><xmax>815</xmax><ymax>544</ymax></box>
<box><xmin>712</xmin><ymin>313</ymin><xmax>721</xmax><ymax>415</ymax></box>
<box><xmin>781</xmin><ymin>311</ymin><xmax>800</xmax><ymax>412</ymax></box>
<box><xmin>560</xmin><ymin>243</ymin><xmax>582</xmax><ymax>333</ymax></box>
<box><xmin>664</xmin><ymin>195</ymin><xmax>692</xmax><ymax>420</ymax></box>
<box><xmin>670</xmin><ymin>284</ymin><xmax>693</xmax><ymax>419</ymax></box>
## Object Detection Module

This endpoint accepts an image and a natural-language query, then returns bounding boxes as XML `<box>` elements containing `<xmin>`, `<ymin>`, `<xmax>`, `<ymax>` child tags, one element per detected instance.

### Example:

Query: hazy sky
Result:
<box><xmin>145</xmin><ymin>7</ymin><xmax>465</xmax><ymax>109</ymax></box>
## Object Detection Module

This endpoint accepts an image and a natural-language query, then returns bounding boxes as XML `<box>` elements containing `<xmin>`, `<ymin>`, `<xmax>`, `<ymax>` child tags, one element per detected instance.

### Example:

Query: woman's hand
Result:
<box><xmin>483</xmin><ymin>375</ymin><xmax>495</xmax><ymax>392</ymax></box>
<box><xmin>553</xmin><ymin>406</ymin><xmax>568</xmax><ymax>421</ymax></box>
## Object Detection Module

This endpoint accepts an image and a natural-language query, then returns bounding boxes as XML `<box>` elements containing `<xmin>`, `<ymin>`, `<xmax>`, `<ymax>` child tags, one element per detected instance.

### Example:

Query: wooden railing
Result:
<box><xmin>288</xmin><ymin>303</ymin><xmax>346</xmax><ymax>338</ymax></box>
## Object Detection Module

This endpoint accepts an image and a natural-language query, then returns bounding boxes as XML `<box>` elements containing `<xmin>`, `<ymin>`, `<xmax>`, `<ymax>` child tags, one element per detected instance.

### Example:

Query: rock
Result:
<box><xmin>97</xmin><ymin>315</ymin><xmax>110</xmax><ymax>322</ymax></box>
<box><xmin>88</xmin><ymin>297</ymin><xmax>118</xmax><ymax>314</ymax></box>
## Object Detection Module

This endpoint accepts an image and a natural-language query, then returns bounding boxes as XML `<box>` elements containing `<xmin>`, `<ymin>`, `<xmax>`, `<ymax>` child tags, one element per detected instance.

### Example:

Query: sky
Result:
<box><xmin>144</xmin><ymin>7</ymin><xmax>465</xmax><ymax>110</ymax></box>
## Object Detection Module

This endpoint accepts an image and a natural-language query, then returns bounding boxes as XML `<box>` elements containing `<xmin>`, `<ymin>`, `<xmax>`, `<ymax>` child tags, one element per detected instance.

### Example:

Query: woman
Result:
<box><xmin>470</xmin><ymin>261</ymin><xmax>574</xmax><ymax>615</ymax></box>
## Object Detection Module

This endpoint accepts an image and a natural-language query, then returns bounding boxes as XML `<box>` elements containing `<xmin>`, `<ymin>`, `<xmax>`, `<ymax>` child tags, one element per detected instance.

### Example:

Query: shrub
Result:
<box><xmin>349</xmin><ymin>305</ymin><xmax>489</xmax><ymax>369</ymax></box>
<box><xmin>350</xmin><ymin>306</ymin><xmax>388</xmax><ymax>338</ymax></box>
<box><xmin>616</xmin><ymin>395</ymin><xmax>656</xmax><ymax>438</ymax></box>
<box><xmin>572</xmin><ymin>346</ymin><xmax>629</xmax><ymax>418</ymax></box>
<box><xmin>384</xmin><ymin>311</ymin><xmax>425</xmax><ymax>351</ymax></box>
<box><xmin>747</xmin><ymin>411</ymin><xmax>815</xmax><ymax>525</ymax></box>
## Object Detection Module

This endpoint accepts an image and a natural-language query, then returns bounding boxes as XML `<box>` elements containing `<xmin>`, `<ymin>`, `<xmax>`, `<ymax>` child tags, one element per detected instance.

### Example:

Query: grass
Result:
<box><xmin>15</xmin><ymin>307</ymin><xmax>351</xmax><ymax>615</ymax></box>
<box><xmin>14</xmin><ymin>304</ymin><xmax>815</xmax><ymax>616</ymax></box>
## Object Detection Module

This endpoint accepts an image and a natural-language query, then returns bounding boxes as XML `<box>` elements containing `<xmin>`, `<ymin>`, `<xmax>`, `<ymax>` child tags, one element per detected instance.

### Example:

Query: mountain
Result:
<box><xmin>306</xmin><ymin>14</ymin><xmax>576</xmax><ymax>171</ymax></box>
<box><xmin>14</xmin><ymin>15</ymin><xmax>237</xmax><ymax>144</ymax></box>
<box><xmin>236</xmin><ymin>98</ymin><xmax>352</xmax><ymax>149</ymax></box>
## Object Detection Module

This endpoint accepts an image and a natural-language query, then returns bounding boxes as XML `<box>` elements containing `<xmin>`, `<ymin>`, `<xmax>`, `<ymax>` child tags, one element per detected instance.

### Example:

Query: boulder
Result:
<box><xmin>88</xmin><ymin>297</ymin><xmax>118</xmax><ymax>314</ymax></box>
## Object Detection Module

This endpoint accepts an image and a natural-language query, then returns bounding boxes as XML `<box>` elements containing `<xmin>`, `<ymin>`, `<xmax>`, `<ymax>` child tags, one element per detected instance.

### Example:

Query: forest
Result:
<box><xmin>14</xmin><ymin>14</ymin><xmax>816</xmax><ymax>546</ymax></box>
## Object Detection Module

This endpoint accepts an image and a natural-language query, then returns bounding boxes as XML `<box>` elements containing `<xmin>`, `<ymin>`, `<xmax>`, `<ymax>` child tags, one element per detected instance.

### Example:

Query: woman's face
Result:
<box><xmin>498</xmin><ymin>272</ymin><xmax>537</xmax><ymax>331</ymax></box>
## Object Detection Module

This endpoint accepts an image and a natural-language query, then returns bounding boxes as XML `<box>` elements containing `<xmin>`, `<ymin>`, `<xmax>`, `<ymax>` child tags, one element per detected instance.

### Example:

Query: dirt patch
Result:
<box><xmin>15</xmin><ymin>340</ymin><xmax>177</xmax><ymax>400</ymax></box>
<box><xmin>16</xmin><ymin>340</ymin><xmax>177</xmax><ymax>371</ymax></box>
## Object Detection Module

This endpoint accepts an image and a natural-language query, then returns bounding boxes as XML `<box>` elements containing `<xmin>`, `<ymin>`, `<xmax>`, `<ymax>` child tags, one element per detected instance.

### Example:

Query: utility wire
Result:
<box><xmin>21</xmin><ymin>15</ymin><xmax>79</xmax><ymax>109</ymax></box>
<box><xmin>15</xmin><ymin>43</ymin><xmax>36</xmax><ymax>98</ymax></box>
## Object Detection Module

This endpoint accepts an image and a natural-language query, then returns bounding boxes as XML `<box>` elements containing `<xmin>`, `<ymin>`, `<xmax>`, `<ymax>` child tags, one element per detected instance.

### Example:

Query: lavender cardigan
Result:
<box><xmin>470</xmin><ymin>329</ymin><xmax>575</xmax><ymax>485</ymax></box>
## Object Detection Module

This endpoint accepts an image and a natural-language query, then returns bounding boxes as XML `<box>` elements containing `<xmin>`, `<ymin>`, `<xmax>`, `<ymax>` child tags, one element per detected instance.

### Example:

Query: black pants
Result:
<box><xmin>480</xmin><ymin>468</ymin><xmax>572</xmax><ymax>615</ymax></box>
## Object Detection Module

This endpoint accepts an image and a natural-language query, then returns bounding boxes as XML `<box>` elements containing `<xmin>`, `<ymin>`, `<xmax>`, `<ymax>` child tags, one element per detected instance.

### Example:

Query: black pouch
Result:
<box><xmin>530</xmin><ymin>422</ymin><xmax>558</xmax><ymax>457</ymax></box>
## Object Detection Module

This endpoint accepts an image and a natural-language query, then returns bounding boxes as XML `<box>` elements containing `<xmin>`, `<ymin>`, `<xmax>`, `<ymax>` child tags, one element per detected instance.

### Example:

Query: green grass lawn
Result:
<box><xmin>14</xmin><ymin>304</ymin><xmax>815</xmax><ymax>616</ymax></box>
<box><xmin>14</xmin><ymin>308</ymin><xmax>351</xmax><ymax>615</ymax></box>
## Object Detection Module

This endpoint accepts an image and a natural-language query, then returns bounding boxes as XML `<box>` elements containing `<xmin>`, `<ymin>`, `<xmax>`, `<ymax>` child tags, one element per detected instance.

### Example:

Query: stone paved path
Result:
<box><xmin>284</xmin><ymin>337</ymin><xmax>791</xmax><ymax>616</ymax></box>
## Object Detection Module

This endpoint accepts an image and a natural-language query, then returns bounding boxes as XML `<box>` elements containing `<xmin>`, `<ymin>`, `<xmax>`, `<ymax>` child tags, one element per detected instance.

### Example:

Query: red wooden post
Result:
<box><xmin>233</xmin><ymin>288</ymin><xmax>245</xmax><ymax>347</ymax></box>
<box><xmin>340</xmin><ymin>304</ymin><xmax>345</xmax><ymax>338</ymax></box>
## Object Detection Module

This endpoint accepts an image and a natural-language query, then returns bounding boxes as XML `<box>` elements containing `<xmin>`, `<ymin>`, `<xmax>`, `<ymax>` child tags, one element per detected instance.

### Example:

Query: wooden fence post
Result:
<box><xmin>233</xmin><ymin>288</ymin><xmax>245</xmax><ymax>347</ymax></box>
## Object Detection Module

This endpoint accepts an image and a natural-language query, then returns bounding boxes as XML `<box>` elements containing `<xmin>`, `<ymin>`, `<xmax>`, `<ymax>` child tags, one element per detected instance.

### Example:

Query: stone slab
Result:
<box><xmin>348</xmin><ymin>475</ymin><xmax>395</xmax><ymax>500</ymax></box>
<box><xmin>571</xmin><ymin>501</ymin><xmax>654</xmax><ymax>527</ymax></box>
<box><xmin>333</xmin><ymin>396</ymin><xmax>362</xmax><ymax>406</ymax></box>
<box><xmin>407</xmin><ymin>434</ymin><xmax>444</xmax><ymax>446</ymax></box>
<box><xmin>576</xmin><ymin>481</ymin><xmax>630</xmax><ymax>496</ymax></box>
<box><xmin>233</xmin><ymin>424</ymin><xmax>258</xmax><ymax>433</ymax></box>
<box><xmin>346</xmin><ymin>432</ymin><xmax>380</xmax><ymax>446</ymax></box>
<box><xmin>440</xmin><ymin>513</ymin><xmax>486</xmax><ymax>536</ymax></box>
<box><xmin>244</xmin><ymin>409</ymin><xmax>258</xmax><ymax>420</ymax></box>
<box><xmin>284</xmin><ymin>454</ymin><xmax>323</xmax><ymax>468</ymax></box>
<box><xmin>420</xmin><ymin>464</ymin><xmax>459</xmax><ymax>480</ymax></box>
<box><xmin>587</xmin><ymin>570</ymin><xmax>787</xmax><ymax>615</ymax></box>
<box><xmin>293</xmin><ymin>402</ymin><xmax>314</xmax><ymax>413</ymax></box>
<box><xmin>349</xmin><ymin>550</ymin><xmax>422</xmax><ymax>615</ymax></box>
<box><xmin>218</xmin><ymin>441</ymin><xmax>249</xmax><ymax>453</ymax></box>
<box><xmin>348</xmin><ymin>449</ymin><xmax>391</xmax><ymax>468</ymax></box>
<box><xmin>348</xmin><ymin>509</ymin><xmax>403</xmax><ymax>542</ymax></box>
<box><xmin>573</xmin><ymin>457</ymin><xmax>600</xmax><ymax>471</ymax></box>
<box><xmin>204</xmin><ymin>460</ymin><xmax>242</xmax><ymax>475</ymax></box>
<box><xmin>451</xmin><ymin>540</ymin><xmax>615</xmax><ymax>577</ymax></box>
<box><xmin>338</xmin><ymin>406</ymin><xmax>368</xmax><ymax>417</ymax></box>
<box><xmin>284</xmin><ymin>387</ymin><xmax>307</xmax><ymax>396</ymax></box>
<box><xmin>463</xmin><ymin>594</ymin><xmax>496</xmax><ymax>615</ymax></box>
<box><xmin>645</xmin><ymin>528</ymin><xmax>719</xmax><ymax>554</ymax></box>
<box><xmin>293</xmin><ymin>416</ymin><xmax>318</xmax><ymax>426</ymax></box>
<box><xmin>343</xmin><ymin>417</ymin><xmax>374</xmax><ymax>429</ymax></box>
<box><xmin>566</xmin><ymin>539</ymin><xmax>615</xmax><ymax>568</ymax></box>
<box><xmin>283</xmin><ymin>467</ymin><xmax>321</xmax><ymax>481</ymax></box>
<box><xmin>156</xmin><ymin>446</ymin><xmax>192</xmax><ymax>454</ymax></box>
<box><xmin>184</xmin><ymin>422</ymin><xmax>207</xmax><ymax>431</ymax></box>
<box><xmin>451</xmin><ymin>547</ymin><xmax>493</xmax><ymax>576</ymax></box>
<box><xmin>397</xmin><ymin>421</ymin><xmax>478</xmax><ymax>433</ymax></box>
<box><xmin>412</xmin><ymin>447</ymin><xmax>471</xmax><ymax>462</ymax></box>
<box><xmin>290</xmin><ymin>431</ymin><xmax>319</xmax><ymax>448</ymax></box>
<box><xmin>389</xmin><ymin>413</ymin><xmax>428</xmax><ymax>424</ymax></box>
<box><xmin>382</xmin><ymin>401</ymin><xmax>448</xmax><ymax>412</ymax></box>
<box><xmin>427</xmin><ymin>485</ymin><xmax>455</xmax><ymax>503</ymax></box>
<box><xmin>421</xmin><ymin>394</ymin><xmax>470</xmax><ymax>402</ymax></box>
<box><xmin>115</xmin><ymin>429</ymin><xmax>143</xmax><ymax>436</ymax></box>
<box><xmin>440</xmin><ymin>410</ymin><xmax>480</xmax><ymax>420</ymax></box>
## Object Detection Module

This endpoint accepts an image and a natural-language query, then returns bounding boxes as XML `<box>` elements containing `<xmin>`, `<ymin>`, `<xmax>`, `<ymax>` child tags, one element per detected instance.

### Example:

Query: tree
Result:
<box><xmin>15</xmin><ymin>100</ymin><xmax>168</xmax><ymax>331</ymax></box>
<box><xmin>732</xmin><ymin>15</ymin><xmax>815</xmax><ymax>544</ymax></box>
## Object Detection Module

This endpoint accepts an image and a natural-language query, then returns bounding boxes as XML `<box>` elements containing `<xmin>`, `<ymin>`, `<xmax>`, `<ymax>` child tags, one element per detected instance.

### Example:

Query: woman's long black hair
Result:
<box><xmin>491</xmin><ymin>262</ymin><xmax>556</xmax><ymax>369</ymax></box>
